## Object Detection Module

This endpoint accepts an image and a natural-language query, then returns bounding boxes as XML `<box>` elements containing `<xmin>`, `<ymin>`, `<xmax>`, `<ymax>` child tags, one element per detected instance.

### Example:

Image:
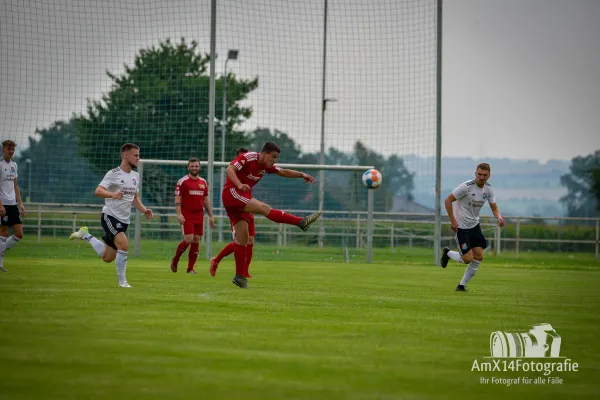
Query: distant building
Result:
<box><xmin>390</xmin><ymin>196</ymin><xmax>435</xmax><ymax>215</ymax></box>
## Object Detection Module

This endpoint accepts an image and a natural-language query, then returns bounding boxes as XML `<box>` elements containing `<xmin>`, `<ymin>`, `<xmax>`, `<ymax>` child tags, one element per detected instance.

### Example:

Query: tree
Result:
<box><xmin>14</xmin><ymin>121</ymin><xmax>102</xmax><ymax>204</ymax></box>
<box><xmin>560</xmin><ymin>151</ymin><xmax>600</xmax><ymax>219</ymax></box>
<box><xmin>74</xmin><ymin>38</ymin><xmax>258</xmax><ymax>208</ymax></box>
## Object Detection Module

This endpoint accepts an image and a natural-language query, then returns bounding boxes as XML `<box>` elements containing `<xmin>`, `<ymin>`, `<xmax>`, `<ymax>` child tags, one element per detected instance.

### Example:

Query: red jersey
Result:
<box><xmin>223</xmin><ymin>151</ymin><xmax>280</xmax><ymax>190</ymax></box>
<box><xmin>175</xmin><ymin>175</ymin><xmax>208</xmax><ymax>215</ymax></box>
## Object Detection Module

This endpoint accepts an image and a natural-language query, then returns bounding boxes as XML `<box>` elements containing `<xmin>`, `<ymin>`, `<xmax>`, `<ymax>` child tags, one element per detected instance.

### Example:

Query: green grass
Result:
<box><xmin>0</xmin><ymin>242</ymin><xmax>599</xmax><ymax>399</ymax></box>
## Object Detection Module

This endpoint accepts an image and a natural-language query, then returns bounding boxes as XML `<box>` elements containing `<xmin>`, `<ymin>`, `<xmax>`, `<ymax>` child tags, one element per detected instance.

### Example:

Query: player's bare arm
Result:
<box><xmin>276</xmin><ymin>168</ymin><xmax>316</xmax><ymax>183</ymax></box>
<box><xmin>133</xmin><ymin>193</ymin><xmax>153</xmax><ymax>220</ymax></box>
<box><xmin>204</xmin><ymin>197</ymin><xmax>215</xmax><ymax>229</ymax></box>
<box><xmin>95</xmin><ymin>185</ymin><xmax>123</xmax><ymax>200</ymax></box>
<box><xmin>175</xmin><ymin>195</ymin><xmax>185</xmax><ymax>224</ymax></box>
<box><xmin>0</xmin><ymin>199</ymin><xmax>4</xmax><ymax>217</ymax></box>
<box><xmin>13</xmin><ymin>177</ymin><xmax>25</xmax><ymax>216</ymax></box>
<box><xmin>226</xmin><ymin>165</ymin><xmax>250</xmax><ymax>192</ymax></box>
<box><xmin>444</xmin><ymin>193</ymin><xmax>458</xmax><ymax>232</ymax></box>
<box><xmin>489</xmin><ymin>202</ymin><xmax>505</xmax><ymax>227</ymax></box>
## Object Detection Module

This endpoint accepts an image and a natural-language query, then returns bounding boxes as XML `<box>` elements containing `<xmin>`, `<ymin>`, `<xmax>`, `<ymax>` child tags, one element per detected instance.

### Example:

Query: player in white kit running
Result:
<box><xmin>69</xmin><ymin>143</ymin><xmax>154</xmax><ymax>288</ymax></box>
<box><xmin>440</xmin><ymin>163</ymin><xmax>505</xmax><ymax>291</ymax></box>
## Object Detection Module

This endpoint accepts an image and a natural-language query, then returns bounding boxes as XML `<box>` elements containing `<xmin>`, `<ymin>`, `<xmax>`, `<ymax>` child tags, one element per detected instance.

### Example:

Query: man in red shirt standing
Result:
<box><xmin>171</xmin><ymin>158</ymin><xmax>215</xmax><ymax>274</ymax></box>
<box><xmin>222</xmin><ymin>141</ymin><xmax>321</xmax><ymax>288</ymax></box>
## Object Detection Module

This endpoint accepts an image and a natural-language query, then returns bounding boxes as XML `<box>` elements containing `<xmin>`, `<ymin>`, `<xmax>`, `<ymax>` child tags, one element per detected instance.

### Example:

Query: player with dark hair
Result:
<box><xmin>222</xmin><ymin>141</ymin><xmax>321</xmax><ymax>288</ymax></box>
<box><xmin>170</xmin><ymin>158</ymin><xmax>214</xmax><ymax>274</ymax></box>
<box><xmin>210</xmin><ymin>148</ymin><xmax>255</xmax><ymax>278</ymax></box>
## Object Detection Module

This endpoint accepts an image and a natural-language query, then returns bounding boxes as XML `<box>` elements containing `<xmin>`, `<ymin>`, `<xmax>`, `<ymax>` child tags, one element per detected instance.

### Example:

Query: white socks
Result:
<box><xmin>460</xmin><ymin>260</ymin><xmax>481</xmax><ymax>286</ymax></box>
<box><xmin>0</xmin><ymin>235</ymin><xmax>20</xmax><ymax>267</ymax></box>
<box><xmin>116</xmin><ymin>250</ymin><xmax>128</xmax><ymax>284</ymax></box>
<box><xmin>5</xmin><ymin>234</ymin><xmax>20</xmax><ymax>250</ymax></box>
<box><xmin>83</xmin><ymin>234</ymin><xmax>105</xmax><ymax>257</ymax></box>
<box><xmin>0</xmin><ymin>236</ymin><xmax>6</xmax><ymax>266</ymax></box>
<box><xmin>448</xmin><ymin>250</ymin><xmax>465</xmax><ymax>263</ymax></box>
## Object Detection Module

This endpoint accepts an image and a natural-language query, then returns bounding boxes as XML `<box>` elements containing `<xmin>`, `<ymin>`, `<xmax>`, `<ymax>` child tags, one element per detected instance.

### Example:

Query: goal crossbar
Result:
<box><xmin>134</xmin><ymin>159</ymin><xmax>376</xmax><ymax>262</ymax></box>
<box><xmin>139</xmin><ymin>159</ymin><xmax>375</xmax><ymax>171</ymax></box>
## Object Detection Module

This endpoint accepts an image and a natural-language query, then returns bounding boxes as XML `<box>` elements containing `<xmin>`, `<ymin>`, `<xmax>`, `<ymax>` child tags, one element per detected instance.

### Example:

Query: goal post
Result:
<box><xmin>2</xmin><ymin>0</ymin><xmax>439</xmax><ymax>263</ymax></box>
<box><xmin>134</xmin><ymin>159</ymin><xmax>376</xmax><ymax>261</ymax></box>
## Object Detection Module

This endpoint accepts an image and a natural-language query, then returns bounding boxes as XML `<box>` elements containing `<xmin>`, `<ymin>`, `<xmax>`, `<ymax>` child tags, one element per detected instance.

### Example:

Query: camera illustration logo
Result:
<box><xmin>490</xmin><ymin>323</ymin><xmax>561</xmax><ymax>358</ymax></box>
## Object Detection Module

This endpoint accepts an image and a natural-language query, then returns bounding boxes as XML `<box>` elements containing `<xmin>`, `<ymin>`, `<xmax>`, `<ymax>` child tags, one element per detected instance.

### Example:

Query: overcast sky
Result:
<box><xmin>1</xmin><ymin>0</ymin><xmax>599</xmax><ymax>164</ymax></box>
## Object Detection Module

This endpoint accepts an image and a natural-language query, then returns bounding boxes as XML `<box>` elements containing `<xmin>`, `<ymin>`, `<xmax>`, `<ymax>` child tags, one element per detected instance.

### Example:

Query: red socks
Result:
<box><xmin>233</xmin><ymin>243</ymin><xmax>247</xmax><ymax>276</ymax></box>
<box><xmin>215</xmin><ymin>242</ymin><xmax>235</xmax><ymax>263</ymax></box>
<box><xmin>174</xmin><ymin>240</ymin><xmax>190</xmax><ymax>261</ymax></box>
<box><xmin>266</xmin><ymin>209</ymin><xmax>302</xmax><ymax>225</ymax></box>
<box><xmin>188</xmin><ymin>243</ymin><xmax>199</xmax><ymax>271</ymax></box>
<box><xmin>245</xmin><ymin>244</ymin><xmax>254</xmax><ymax>277</ymax></box>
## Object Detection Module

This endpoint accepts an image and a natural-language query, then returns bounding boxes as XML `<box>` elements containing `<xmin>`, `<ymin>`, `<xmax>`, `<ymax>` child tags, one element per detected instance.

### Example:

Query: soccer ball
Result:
<box><xmin>362</xmin><ymin>169</ymin><xmax>382</xmax><ymax>189</ymax></box>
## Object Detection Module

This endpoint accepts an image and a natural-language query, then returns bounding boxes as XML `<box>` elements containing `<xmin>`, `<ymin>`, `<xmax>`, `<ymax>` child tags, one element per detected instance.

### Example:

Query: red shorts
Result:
<box><xmin>182</xmin><ymin>213</ymin><xmax>204</xmax><ymax>236</ymax></box>
<box><xmin>222</xmin><ymin>187</ymin><xmax>255</xmax><ymax>235</ymax></box>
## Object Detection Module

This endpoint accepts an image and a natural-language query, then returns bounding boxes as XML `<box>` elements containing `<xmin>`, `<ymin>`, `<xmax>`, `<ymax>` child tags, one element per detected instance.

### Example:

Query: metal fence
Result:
<box><xmin>20</xmin><ymin>203</ymin><xmax>600</xmax><ymax>260</ymax></box>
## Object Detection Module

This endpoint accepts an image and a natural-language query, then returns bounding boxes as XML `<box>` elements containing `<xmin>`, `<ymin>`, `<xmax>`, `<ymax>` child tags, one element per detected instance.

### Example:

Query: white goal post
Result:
<box><xmin>133</xmin><ymin>159</ymin><xmax>377</xmax><ymax>262</ymax></box>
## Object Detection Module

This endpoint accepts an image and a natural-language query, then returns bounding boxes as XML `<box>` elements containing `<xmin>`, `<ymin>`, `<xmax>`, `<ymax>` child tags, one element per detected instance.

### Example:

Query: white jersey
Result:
<box><xmin>99</xmin><ymin>167</ymin><xmax>140</xmax><ymax>224</ymax></box>
<box><xmin>0</xmin><ymin>158</ymin><xmax>18</xmax><ymax>205</ymax></box>
<box><xmin>452</xmin><ymin>179</ymin><xmax>496</xmax><ymax>229</ymax></box>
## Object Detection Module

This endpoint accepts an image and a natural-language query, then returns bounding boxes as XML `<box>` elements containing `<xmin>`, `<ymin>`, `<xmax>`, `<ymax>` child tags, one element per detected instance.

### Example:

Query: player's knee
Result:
<box><xmin>235</xmin><ymin>237</ymin><xmax>248</xmax><ymax>246</ymax></box>
<box><xmin>102</xmin><ymin>253</ymin><xmax>114</xmax><ymax>263</ymax></box>
<box><xmin>115</xmin><ymin>242</ymin><xmax>129</xmax><ymax>252</ymax></box>
<box><xmin>462</xmin><ymin>253</ymin><xmax>474</xmax><ymax>263</ymax></box>
<box><xmin>474</xmin><ymin>254</ymin><xmax>483</xmax><ymax>262</ymax></box>
<box><xmin>191</xmin><ymin>236</ymin><xmax>201</xmax><ymax>244</ymax></box>
<box><xmin>234</xmin><ymin>231</ymin><xmax>249</xmax><ymax>245</ymax></box>
<box><xmin>14</xmin><ymin>232</ymin><xmax>24</xmax><ymax>239</ymax></box>
<box><xmin>183</xmin><ymin>236</ymin><xmax>193</xmax><ymax>244</ymax></box>
<box><xmin>248</xmin><ymin>236</ymin><xmax>255</xmax><ymax>245</ymax></box>
<box><xmin>259</xmin><ymin>203</ymin><xmax>271</xmax><ymax>216</ymax></box>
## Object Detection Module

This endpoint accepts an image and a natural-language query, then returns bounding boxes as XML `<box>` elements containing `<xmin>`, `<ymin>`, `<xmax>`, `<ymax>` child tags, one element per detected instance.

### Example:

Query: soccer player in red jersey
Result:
<box><xmin>222</xmin><ymin>141</ymin><xmax>321</xmax><ymax>288</ymax></box>
<box><xmin>171</xmin><ymin>158</ymin><xmax>215</xmax><ymax>274</ymax></box>
<box><xmin>210</xmin><ymin>148</ymin><xmax>256</xmax><ymax>278</ymax></box>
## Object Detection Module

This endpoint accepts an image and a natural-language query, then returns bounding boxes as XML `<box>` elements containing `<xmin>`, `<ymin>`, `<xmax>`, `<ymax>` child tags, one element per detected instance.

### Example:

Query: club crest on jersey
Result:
<box><xmin>132</xmin><ymin>178</ymin><xmax>137</xmax><ymax>185</ymax></box>
<box><xmin>199</xmin><ymin>183</ymin><xmax>205</xmax><ymax>189</ymax></box>
<box><xmin>483</xmin><ymin>193</ymin><xmax>488</xmax><ymax>200</ymax></box>
<box><xmin>10</xmin><ymin>167</ymin><xmax>15</xmax><ymax>172</ymax></box>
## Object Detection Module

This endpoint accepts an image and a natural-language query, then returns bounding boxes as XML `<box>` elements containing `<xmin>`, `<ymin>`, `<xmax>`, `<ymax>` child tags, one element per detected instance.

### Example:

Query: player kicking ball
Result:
<box><xmin>170</xmin><ymin>158</ymin><xmax>215</xmax><ymax>274</ymax></box>
<box><xmin>439</xmin><ymin>163</ymin><xmax>505</xmax><ymax>291</ymax></box>
<box><xmin>210</xmin><ymin>148</ymin><xmax>256</xmax><ymax>279</ymax></box>
<box><xmin>221</xmin><ymin>141</ymin><xmax>321</xmax><ymax>288</ymax></box>
<box><xmin>69</xmin><ymin>143</ymin><xmax>154</xmax><ymax>288</ymax></box>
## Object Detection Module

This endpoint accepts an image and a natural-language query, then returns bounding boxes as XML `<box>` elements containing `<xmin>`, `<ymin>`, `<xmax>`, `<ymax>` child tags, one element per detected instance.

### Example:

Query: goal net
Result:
<box><xmin>1</xmin><ymin>0</ymin><xmax>439</xmax><ymax>262</ymax></box>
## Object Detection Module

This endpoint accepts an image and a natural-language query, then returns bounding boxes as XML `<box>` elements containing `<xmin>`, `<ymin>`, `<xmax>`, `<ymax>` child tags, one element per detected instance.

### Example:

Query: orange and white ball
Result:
<box><xmin>362</xmin><ymin>169</ymin><xmax>382</xmax><ymax>189</ymax></box>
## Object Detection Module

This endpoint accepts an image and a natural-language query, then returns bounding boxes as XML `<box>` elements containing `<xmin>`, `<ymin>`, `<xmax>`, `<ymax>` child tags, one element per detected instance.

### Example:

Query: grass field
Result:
<box><xmin>1</xmin><ymin>240</ymin><xmax>599</xmax><ymax>400</ymax></box>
